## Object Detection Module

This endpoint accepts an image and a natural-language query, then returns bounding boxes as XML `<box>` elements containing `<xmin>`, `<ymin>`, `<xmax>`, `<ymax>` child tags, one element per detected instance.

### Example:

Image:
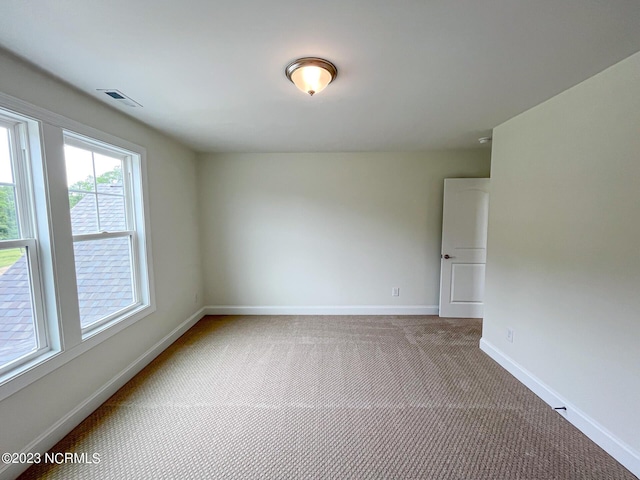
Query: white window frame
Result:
<box><xmin>63</xmin><ymin>132</ymin><xmax>148</xmax><ymax>336</ymax></box>
<box><xmin>0</xmin><ymin>115</ymin><xmax>50</xmax><ymax>376</ymax></box>
<box><xmin>0</xmin><ymin>92</ymin><xmax>155</xmax><ymax>401</ymax></box>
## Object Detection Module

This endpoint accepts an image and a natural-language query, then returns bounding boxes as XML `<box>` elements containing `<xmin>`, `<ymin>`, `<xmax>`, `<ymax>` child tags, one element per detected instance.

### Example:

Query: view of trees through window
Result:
<box><xmin>1</xmin><ymin>125</ymin><xmax>21</xmax><ymax>274</ymax></box>
<box><xmin>68</xmin><ymin>164</ymin><xmax>122</xmax><ymax>209</ymax></box>
<box><xmin>0</xmin><ymin>186</ymin><xmax>18</xmax><ymax>241</ymax></box>
<box><xmin>0</xmin><ymin>125</ymin><xmax>18</xmax><ymax>245</ymax></box>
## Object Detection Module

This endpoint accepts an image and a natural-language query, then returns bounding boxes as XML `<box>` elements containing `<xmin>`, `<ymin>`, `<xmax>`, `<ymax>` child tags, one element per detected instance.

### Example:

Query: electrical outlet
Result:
<box><xmin>506</xmin><ymin>328</ymin><xmax>514</xmax><ymax>343</ymax></box>
<box><xmin>392</xmin><ymin>287</ymin><xmax>400</xmax><ymax>297</ymax></box>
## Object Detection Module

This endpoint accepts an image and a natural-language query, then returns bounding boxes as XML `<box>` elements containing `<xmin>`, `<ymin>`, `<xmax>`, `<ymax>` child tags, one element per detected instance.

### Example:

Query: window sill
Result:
<box><xmin>0</xmin><ymin>302</ymin><xmax>155</xmax><ymax>402</ymax></box>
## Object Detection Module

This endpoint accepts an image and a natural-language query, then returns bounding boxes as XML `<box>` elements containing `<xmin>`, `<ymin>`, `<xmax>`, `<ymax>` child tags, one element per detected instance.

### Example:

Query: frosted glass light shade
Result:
<box><xmin>285</xmin><ymin>58</ymin><xmax>337</xmax><ymax>96</ymax></box>
<box><xmin>290</xmin><ymin>65</ymin><xmax>332</xmax><ymax>96</ymax></box>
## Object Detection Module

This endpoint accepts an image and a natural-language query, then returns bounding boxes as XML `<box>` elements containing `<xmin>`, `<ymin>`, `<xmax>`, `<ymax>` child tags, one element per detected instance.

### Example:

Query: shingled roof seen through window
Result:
<box><xmin>0</xmin><ymin>184</ymin><xmax>133</xmax><ymax>366</ymax></box>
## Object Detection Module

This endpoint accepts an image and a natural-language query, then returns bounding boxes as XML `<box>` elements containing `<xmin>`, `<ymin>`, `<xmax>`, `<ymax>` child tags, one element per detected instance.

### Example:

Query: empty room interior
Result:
<box><xmin>0</xmin><ymin>1</ymin><xmax>639</xmax><ymax>479</ymax></box>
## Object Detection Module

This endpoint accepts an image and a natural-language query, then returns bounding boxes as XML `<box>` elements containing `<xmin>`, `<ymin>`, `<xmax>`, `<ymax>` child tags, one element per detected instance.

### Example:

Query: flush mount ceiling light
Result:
<box><xmin>285</xmin><ymin>57</ymin><xmax>337</xmax><ymax>96</ymax></box>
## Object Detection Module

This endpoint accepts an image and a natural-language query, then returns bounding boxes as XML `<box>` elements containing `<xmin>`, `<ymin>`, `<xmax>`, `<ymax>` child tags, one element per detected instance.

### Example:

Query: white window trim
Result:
<box><xmin>63</xmin><ymin>131</ymin><xmax>146</xmax><ymax>336</ymax></box>
<box><xmin>0</xmin><ymin>91</ymin><xmax>156</xmax><ymax>402</ymax></box>
<box><xmin>0</xmin><ymin>115</ymin><xmax>50</xmax><ymax>377</ymax></box>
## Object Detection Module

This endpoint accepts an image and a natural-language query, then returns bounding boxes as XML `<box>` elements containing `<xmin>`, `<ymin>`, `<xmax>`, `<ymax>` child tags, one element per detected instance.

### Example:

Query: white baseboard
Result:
<box><xmin>204</xmin><ymin>305</ymin><xmax>439</xmax><ymax>316</ymax></box>
<box><xmin>480</xmin><ymin>338</ymin><xmax>640</xmax><ymax>478</ymax></box>
<box><xmin>0</xmin><ymin>307</ymin><xmax>206</xmax><ymax>480</ymax></box>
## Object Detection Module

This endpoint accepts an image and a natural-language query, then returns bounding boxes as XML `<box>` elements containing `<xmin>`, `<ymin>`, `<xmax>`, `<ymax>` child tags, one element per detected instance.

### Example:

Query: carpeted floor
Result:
<box><xmin>19</xmin><ymin>315</ymin><xmax>636</xmax><ymax>479</ymax></box>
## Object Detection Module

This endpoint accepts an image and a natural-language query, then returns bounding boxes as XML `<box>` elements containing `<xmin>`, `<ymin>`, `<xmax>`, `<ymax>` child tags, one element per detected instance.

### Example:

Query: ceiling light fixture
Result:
<box><xmin>285</xmin><ymin>57</ymin><xmax>337</xmax><ymax>96</ymax></box>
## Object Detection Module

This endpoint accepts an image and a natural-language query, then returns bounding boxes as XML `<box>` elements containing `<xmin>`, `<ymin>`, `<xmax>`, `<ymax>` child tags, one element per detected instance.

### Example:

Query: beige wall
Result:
<box><xmin>198</xmin><ymin>151</ymin><xmax>490</xmax><ymax>308</ymax></box>
<box><xmin>0</xmin><ymin>50</ymin><xmax>203</xmax><ymax>463</ymax></box>
<box><xmin>484</xmin><ymin>51</ymin><xmax>640</xmax><ymax>460</ymax></box>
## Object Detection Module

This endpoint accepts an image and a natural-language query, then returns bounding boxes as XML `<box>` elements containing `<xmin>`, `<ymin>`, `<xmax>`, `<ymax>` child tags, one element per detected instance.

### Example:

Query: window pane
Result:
<box><xmin>74</xmin><ymin>237</ymin><xmax>134</xmax><ymax>328</ymax></box>
<box><xmin>69</xmin><ymin>192</ymin><xmax>98</xmax><ymax>235</ymax></box>
<box><xmin>98</xmin><ymin>191</ymin><xmax>126</xmax><ymax>231</ymax></box>
<box><xmin>0</xmin><ymin>248</ymin><xmax>37</xmax><ymax>368</ymax></box>
<box><xmin>65</xmin><ymin>145</ymin><xmax>95</xmax><ymax>191</ymax></box>
<box><xmin>94</xmin><ymin>153</ymin><xmax>122</xmax><ymax>185</ymax></box>
<box><xmin>0</xmin><ymin>127</ymin><xmax>13</xmax><ymax>184</ymax></box>
<box><xmin>0</xmin><ymin>185</ymin><xmax>19</xmax><ymax>240</ymax></box>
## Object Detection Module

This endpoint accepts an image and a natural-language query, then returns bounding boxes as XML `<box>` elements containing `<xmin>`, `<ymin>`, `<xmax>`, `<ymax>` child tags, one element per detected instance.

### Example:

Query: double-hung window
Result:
<box><xmin>0</xmin><ymin>92</ymin><xmax>154</xmax><ymax>395</ymax></box>
<box><xmin>63</xmin><ymin>133</ymin><xmax>146</xmax><ymax>333</ymax></box>
<box><xmin>0</xmin><ymin>113</ymin><xmax>47</xmax><ymax>374</ymax></box>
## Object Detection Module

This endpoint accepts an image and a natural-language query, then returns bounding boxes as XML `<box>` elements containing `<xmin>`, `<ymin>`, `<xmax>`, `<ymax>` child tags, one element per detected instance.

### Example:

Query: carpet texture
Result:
<box><xmin>19</xmin><ymin>315</ymin><xmax>636</xmax><ymax>479</ymax></box>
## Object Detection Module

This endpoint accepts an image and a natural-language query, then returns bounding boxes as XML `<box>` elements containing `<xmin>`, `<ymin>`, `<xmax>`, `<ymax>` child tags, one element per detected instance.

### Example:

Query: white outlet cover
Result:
<box><xmin>506</xmin><ymin>328</ymin><xmax>514</xmax><ymax>343</ymax></box>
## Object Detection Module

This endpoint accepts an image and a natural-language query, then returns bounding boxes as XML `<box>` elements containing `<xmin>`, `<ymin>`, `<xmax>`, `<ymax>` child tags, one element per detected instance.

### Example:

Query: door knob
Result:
<box><xmin>443</xmin><ymin>254</ymin><xmax>451</xmax><ymax>259</ymax></box>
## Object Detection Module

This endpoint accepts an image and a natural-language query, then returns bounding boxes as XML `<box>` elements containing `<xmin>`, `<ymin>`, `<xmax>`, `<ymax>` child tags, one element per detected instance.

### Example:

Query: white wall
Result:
<box><xmin>483</xmin><ymin>51</ymin><xmax>640</xmax><ymax>473</ymax></box>
<box><xmin>0</xmin><ymin>50</ymin><xmax>203</xmax><ymax>475</ymax></box>
<box><xmin>198</xmin><ymin>151</ymin><xmax>490</xmax><ymax>311</ymax></box>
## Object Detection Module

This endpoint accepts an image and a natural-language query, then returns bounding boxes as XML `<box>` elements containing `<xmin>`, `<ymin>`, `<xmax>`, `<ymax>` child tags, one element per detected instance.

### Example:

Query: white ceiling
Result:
<box><xmin>1</xmin><ymin>1</ymin><xmax>639</xmax><ymax>153</ymax></box>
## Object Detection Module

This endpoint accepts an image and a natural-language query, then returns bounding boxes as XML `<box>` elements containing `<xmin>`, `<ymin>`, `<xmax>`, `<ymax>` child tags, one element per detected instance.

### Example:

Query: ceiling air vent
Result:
<box><xmin>97</xmin><ymin>89</ymin><xmax>142</xmax><ymax>107</ymax></box>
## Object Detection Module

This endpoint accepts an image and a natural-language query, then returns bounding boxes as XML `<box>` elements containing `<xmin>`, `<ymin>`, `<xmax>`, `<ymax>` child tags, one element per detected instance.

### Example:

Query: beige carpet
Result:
<box><xmin>19</xmin><ymin>315</ymin><xmax>636</xmax><ymax>479</ymax></box>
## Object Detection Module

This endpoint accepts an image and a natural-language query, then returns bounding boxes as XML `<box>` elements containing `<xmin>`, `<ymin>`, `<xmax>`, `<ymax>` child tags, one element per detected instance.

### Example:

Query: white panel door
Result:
<box><xmin>439</xmin><ymin>178</ymin><xmax>490</xmax><ymax>318</ymax></box>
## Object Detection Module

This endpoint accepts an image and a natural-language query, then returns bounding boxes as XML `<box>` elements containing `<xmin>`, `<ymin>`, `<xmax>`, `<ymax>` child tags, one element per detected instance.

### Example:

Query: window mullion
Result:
<box><xmin>40</xmin><ymin>122</ymin><xmax>82</xmax><ymax>349</ymax></box>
